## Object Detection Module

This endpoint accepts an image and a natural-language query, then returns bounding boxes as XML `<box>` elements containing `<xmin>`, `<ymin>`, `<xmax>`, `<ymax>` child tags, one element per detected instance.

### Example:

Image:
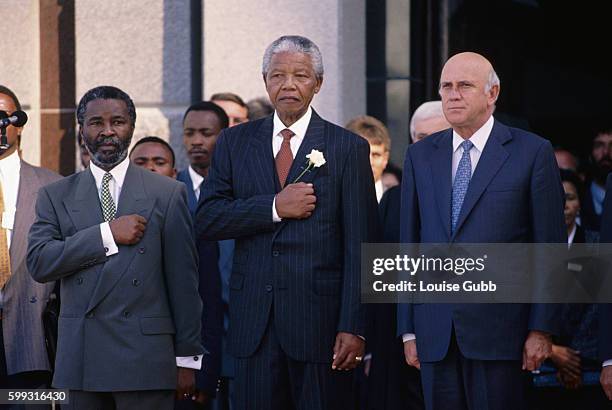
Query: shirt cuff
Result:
<box><xmin>402</xmin><ymin>333</ymin><xmax>416</xmax><ymax>343</ymax></box>
<box><xmin>177</xmin><ymin>355</ymin><xmax>203</xmax><ymax>370</ymax></box>
<box><xmin>100</xmin><ymin>222</ymin><xmax>118</xmax><ymax>256</ymax></box>
<box><xmin>272</xmin><ymin>196</ymin><xmax>282</xmax><ymax>222</ymax></box>
<box><xmin>603</xmin><ymin>359</ymin><xmax>612</xmax><ymax>367</ymax></box>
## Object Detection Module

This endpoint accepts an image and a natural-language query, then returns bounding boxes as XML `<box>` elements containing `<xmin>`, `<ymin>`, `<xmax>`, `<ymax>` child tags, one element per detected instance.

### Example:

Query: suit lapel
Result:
<box><xmin>9</xmin><ymin>162</ymin><xmax>40</xmax><ymax>274</ymax></box>
<box><xmin>86</xmin><ymin>165</ymin><xmax>155</xmax><ymax>312</ymax></box>
<box><xmin>285</xmin><ymin>110</ymin><xmax>326</xmax><ymax>185</ymax></box>
<box><xmin>430</xmin><ymin>131</ymin><xmax>453</xmax><ymax>241</ymax></box>
<box><xmin>451</xmin><ymin>122</ymin><xmax>511</xmax><ymax>240</ymax></box>
<box><xmin>63</xmin><ymin>169</ymin><xmax>104</xmax><ymax>231</ymax></box>
<box><xmin>247</xmin><ymin>116</ymin><xmax>277</xmax><ymax>194</ymax></box>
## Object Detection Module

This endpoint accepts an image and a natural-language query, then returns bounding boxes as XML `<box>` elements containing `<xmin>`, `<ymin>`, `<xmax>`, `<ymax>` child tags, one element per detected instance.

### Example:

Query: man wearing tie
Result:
<box><xmin>0</xmin><ymin>85</ymin><xmax>62</xmax><ymax>393</ymax></box>
<box><xmin>27</xmin><ymin>86</ymin><xmax>203</xmax><ymax>409</ymax></box>
<box><xmin>197</xmin><ymin>35</ymin><xmax>378</xmax><ymax>409</ymax></box>
<box><xmin>398</xmin><ymin>52</ymin><xmax>566</xmax><ymax>409</ymax></box>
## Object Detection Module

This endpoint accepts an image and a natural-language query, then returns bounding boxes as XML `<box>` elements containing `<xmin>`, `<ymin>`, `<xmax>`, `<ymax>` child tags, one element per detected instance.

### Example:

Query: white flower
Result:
<box><xmin>306</xmin><ymin>149</ymin><xmax>326</xmax><ymax>168</ymax></box>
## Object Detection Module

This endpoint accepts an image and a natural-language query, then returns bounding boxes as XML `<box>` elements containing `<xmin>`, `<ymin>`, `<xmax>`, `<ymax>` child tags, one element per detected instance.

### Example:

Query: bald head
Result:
<box><xmin>439</xmin><ymin>52</ymin><xmax>500</xmax><ymax>138</ymax></box>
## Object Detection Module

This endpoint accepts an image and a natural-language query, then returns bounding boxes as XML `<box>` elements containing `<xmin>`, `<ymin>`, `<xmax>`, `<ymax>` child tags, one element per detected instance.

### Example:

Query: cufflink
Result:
<box><xmin>193</xmin><ymin>356</ymin><xmax>199</xmax><ymax>361</ymax></box>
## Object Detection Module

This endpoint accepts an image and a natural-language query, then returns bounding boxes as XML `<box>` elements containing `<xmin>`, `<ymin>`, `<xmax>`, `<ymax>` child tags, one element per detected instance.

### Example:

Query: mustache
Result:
<box><xmin>93</xmin><ymin>136</ymin><xmax>122</xmax><ymax>149</ymax></box>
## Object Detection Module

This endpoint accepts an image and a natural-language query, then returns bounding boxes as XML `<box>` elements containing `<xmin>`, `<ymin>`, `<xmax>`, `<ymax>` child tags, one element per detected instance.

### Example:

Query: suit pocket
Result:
<box><xmin>140</xmin><ymin>316</ymin><xmax>176</xmax><ymax>335</ymax></box>
<box><xmin>314</xmin><ymin>278</ymin><xmax>342</xmax><ymax>296</ymax></box>
<box><xmin>230</xmin><ymin>274</ymin><xmax>244</xmax><ymax>290</ymax></box>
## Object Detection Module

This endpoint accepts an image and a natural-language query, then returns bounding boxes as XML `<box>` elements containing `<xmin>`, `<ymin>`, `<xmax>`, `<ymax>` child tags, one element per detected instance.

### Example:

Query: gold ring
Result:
<box><xmin>355</xmin><ymin>356</ymin><xmax>363</xmax><ymax>361</ymax></box>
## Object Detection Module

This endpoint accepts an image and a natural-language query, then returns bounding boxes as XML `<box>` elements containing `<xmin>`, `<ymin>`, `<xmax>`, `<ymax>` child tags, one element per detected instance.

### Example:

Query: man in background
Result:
<box><xmin>130</xmin><ymin>136</ymin><xmax>176</xmax><ymax>178</ymax></box>
<box><xmin>246</xmin><ymin>97</ymin><xmax>274</xmax><ymax>121</ymax></box>
<box><xmin>346</xmin><ymin>115</ymin><xmax>390</xmax><ymax>203</ymax></box>
<box><xmin>211</xmin><ymin>93</ymin><xmax>248</xmax><ymax>128</ymax></box>
<box><xmin>582</xmin><ymin>128</ymin><xmax>612</xmax><ymax>232</ymax></box>
<box><xmin>177</xmin><ymin>101</ymin><xmax>227</xmax><ymax>409</ymax></box>
<box><xmin>0</xmin><ymin>85</ymin><xmax>62</xmax><ymax>397</ymax></box>
<box><xmin>409</xmin><ymin>101</ymin><xmax>450</xmax><ymax>143</ymax></box>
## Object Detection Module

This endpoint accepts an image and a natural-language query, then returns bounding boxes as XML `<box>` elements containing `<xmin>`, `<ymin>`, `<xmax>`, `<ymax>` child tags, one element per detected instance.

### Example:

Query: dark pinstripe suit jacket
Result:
<box><xmin>197</xmin><ymin>111</ymin><xmax>378</xmax><ymax>363</ymax></box>
<box><xmin>397</xmin><ymin>120</ymin><xmax>567</xmax><ymax>362</ymax></box>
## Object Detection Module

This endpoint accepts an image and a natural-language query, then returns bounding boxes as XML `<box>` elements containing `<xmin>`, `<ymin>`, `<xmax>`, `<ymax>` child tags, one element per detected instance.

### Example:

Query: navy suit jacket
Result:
<box><xmin>598</xmin><ymin>173</ymin><xmax>612</xmax><ymax>362</ymax></box>
<box><xmin>177</xmin><ymin>169</ymin><xmax>223</xmax><ymax>396</ymax></box>
<box><xmin>197</xmin><ymin>111</ymin><xmax>378</xmax><ymax>363</ymax></box>
<box><xmin>397</xmin><ymin>119</ymin><xmax>566</xmax><ymax>362</ymax></box>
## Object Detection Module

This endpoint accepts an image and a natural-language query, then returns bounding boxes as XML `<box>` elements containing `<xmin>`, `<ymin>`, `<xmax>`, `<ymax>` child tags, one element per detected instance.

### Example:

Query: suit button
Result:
<box><xmin>123</xmin><ymin>310</ymin><xmax>131</xmax><ymax>318</ymax></box>
<box><xmin>86</xmin><ymin>312</ymin><xmax>94</xmax><ymax>318</ymax></box>
<box><xmin>272</xmin><ymin>250</ymin><xmax>280</xmax><ymax>257</ymax></box>
<box><xmin>77</xmin><ymin>277</ymin><xmax>84</xmax><ymax>285</ymax></box>
<box><xmin>30</xmin><ymin>296</ymin><xmax>37</xmax><ymax>303</ymax></box>
<box><xmin>138</xmin><ymin>247</ymin><xmax>146</xmax><ymax>254</ymax></box>
<box><xmin>265</xmin><ymin>284</ymin><xmax>273</xmax><ymax>292</ymax></box>
<box><xmin>132</xmin><ymin>279</ymin><xmax>140</xmax><ymax>286</ymax></box>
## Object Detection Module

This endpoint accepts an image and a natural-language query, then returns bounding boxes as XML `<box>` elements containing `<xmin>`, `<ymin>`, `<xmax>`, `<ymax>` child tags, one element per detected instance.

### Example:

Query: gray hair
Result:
<box><xmin>262</xmin><ymin>35</ymin><xmax>324</xmax><ymax>79</ymax></box>
<box><xmin>485</xmin><ymin>68</ymin><xmax>501</xmax><ymax>93</ymax></box>
<box><xmin>410</xmin><ymin>101</ymin><xmax>444</xmax><ymax>140</ymax></box>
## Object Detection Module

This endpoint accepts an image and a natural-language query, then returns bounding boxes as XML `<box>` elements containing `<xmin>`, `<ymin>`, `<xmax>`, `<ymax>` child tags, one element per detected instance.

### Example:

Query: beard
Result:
<box><xmin>84</xmin><ymin>135</ymin><xmax>131</xmax><ymax>170</ymax></box>
<box><xmin>592</xmin><ymin>157</ymin><xmax>612</xmax><ymax>184</ymax></box>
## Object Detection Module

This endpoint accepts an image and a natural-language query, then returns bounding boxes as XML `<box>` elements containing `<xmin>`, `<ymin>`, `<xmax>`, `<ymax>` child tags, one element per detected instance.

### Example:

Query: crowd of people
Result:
<box><xmin>1</xmin><ymin>34</ymin><xmax>612</xmax><ymax>410</ymax></box>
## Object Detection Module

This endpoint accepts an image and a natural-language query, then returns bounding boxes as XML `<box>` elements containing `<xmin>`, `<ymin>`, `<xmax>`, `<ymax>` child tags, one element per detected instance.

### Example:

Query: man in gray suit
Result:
<box><xmin>0</xmin><ymin>85</ymin><xmax>61</xmax><ymax>397</ymax></box>
<box><xmin>27</xmin><ymin>86</ymin><xmax>204</xmax><ymax>410</ymax></box>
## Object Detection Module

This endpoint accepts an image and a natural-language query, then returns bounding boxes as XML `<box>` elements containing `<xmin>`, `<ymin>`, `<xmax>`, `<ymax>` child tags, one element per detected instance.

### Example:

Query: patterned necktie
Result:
<box><xmin>275</xmin><ymin>128</ymin><xmax>295</xmax><ymax>187</ymax></box>
<box><xmin>451</xmin><ymin>140</ymin><xmax>474</xmax><ymax>234</ymax></box>
<box><xmin>0</xmin><ymin>182</ymin><xmax>11</xmax><ymax>288</ymax></box>
<box><xmin>101</xmin><ymin>172</ymin><xmax>117</xmax><ymax>222</ymax></box>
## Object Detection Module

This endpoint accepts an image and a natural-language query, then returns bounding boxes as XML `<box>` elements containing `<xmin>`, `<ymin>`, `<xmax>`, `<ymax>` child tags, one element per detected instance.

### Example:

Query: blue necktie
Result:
<box><xmin>451</xmin><ymin>140</ymin><xmax>474</xmax><ymax>234</ymax></box>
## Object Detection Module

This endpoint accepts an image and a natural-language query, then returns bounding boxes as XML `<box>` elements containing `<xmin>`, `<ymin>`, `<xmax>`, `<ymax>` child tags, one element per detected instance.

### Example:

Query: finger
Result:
<box><xmin>338</xmin><ymin>349</ymin><xmax>359</xmax><ymax>370</ymax></box>
<box><xmin>332</xmin><ymin>336</ymin><xmax>342</xmax><ymax>368</ymax></box>
<box><xmin>414</xmin><ymin>358</ymin><xmax>421</xmax><ymax>370</ymax></box>
<box><xmin>304</xmin><ymin>204</ymin><xmax>316</xmax><ymax>212</ymax></box>
<box><xmin>333</xmin><ymin>345</ymin><xmax>350</xmax><ymax>370</ymax></box>
<box><xmin>522</xmin><ymin>348</ymin><xmax>527</xmax><ymax>370</ymax></box>
<box><xmin>134</xmin><ymin>215</ymin><xmax>147</xmax><ymax>224</ymax></box>
<box><xmin>303</xmin><ymin>195</ymin><xmax>317</xmax><ymax>204</ymax></box>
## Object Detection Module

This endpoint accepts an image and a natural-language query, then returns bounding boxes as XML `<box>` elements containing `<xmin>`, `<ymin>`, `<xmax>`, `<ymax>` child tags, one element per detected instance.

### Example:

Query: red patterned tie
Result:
<box><xmin>275</xmin><ymin>128</ymin><xmax>295</xmax><ymax>187</ymax></box>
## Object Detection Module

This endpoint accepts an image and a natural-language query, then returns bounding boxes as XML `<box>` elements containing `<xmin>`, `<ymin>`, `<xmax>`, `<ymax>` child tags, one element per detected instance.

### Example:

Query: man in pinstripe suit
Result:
<box><xmin>197</xmin><ymin>35</ymin><xmax>378</xmax><ymax>410</ymax></box>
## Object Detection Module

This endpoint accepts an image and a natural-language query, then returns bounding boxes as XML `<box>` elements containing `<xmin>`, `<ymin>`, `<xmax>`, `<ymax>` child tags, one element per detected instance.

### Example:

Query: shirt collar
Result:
<box><xmin>452</xmin><ymin>115</ymin><xmax>495</xmax><ymax>154</ymax></box>
<box><xmin>273</xmin><ymin>106</ymin><xmax>312</xmax><ymax>139</ymax></box>
<box><xmin>188</xmin><ymin>166</ymin><xmax>204</xmax><ymax>192</ymax></box>
<box><xmin>89</xmin><ymin>156</ymin><xmax>130</xmax><ymax>190</ymax></box>
<box><xmin>0</xmin><ymin>149</ymin><xmax>21</xmax><ymax>176</ymax></box>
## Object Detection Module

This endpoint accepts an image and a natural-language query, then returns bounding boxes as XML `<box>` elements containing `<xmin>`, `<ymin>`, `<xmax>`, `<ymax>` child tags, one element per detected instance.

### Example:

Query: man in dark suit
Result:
<box><xmin>581</xmin><ymin>129</ymin><xmax>612</xmax><ymax>232</ymax></box>
<box><xmin>397</xmin><ymin>52</ymin><xmax>566</xmax><ymax>410</ymax></box>
<box><xmin>0</xmin><ymin>85</ymin><xmax>62</xmax><ymax>398</ymax></box>
<box><xmin>197</xmin><ymin>35</ymin><xmax>378</xmax><ymax>410</ymax></box>
<box><xmin>177</xmin><ymin>101</ymin><xmax>234</xmax><ymax>410</ymax></box>
<box><xmin>599</xmin><ymin>173</ymin><xmax>612</xmax><ymax>400</ymax></box>
<box><xmin>27</xmin><ymin>86</ymin><xmax>203</xmax><ymax>410</ymax></box>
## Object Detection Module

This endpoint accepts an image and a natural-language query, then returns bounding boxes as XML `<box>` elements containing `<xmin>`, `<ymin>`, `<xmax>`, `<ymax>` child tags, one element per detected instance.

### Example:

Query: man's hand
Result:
<box><xmin>550</xmin><ymin>344</ymin><xmax>581</xmax><ymax>384</ymax></box>
<box><xmin>194</xmin><ymin>391</ymin><xmax>211</xmax><ymax>406</ymax></box>
<box><xmin>109</xmin><ymin>214</ymin><xmax>147</xmax><ymax>245</ymax></box>
<box><xmin>557</xmin><ymin>367</ymin><xmax>581</xmax><ymax>389</ymax></box>
<box><xmin>600</xmin><ymin>366</ymin><xmax>612</xmax><ymax>400</ymax></box>
<box><xmin>522</xmin><ymin>330</ymin><xmax>552</xmax><ymax>371</ymax></box>
<box><xmin>403</xmin><ymin>339</ymin><xmax>420</xmax><ymax>370</ymax></box>
<box><xmin>175</xmin><ymin>368</ymin><xmax>196</xmax><ymax>401</ymax></box>
<box><xmin>275</xmin><ymin>183</ymin><xmax>316</xmax><ymax>219</ymax></box>
<box><xmin>332</xmin><ymin>332</ymin><xmax>365</xmax><ymax>371</ymax></box>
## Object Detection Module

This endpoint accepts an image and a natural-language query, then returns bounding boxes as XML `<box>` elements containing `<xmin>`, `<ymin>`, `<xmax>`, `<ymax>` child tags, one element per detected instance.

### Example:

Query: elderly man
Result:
<box><xmin>409</xmin><ymin>100</ymin><xmax>450</xmax><ymax>143</ymax></box>
<box><xmin>27</xmin><ymin>86</ymin><xmax>203</xmax><ymax>410</ymax></box>
<box><xmin>197</xmin><ymin>35</ymin><xmax>378</xmax><ymax>410</ymax></box>
<box><xmin>397</xmin><ymin>52</ymin><xmax>566</xmax><ymax>410</ymax></box>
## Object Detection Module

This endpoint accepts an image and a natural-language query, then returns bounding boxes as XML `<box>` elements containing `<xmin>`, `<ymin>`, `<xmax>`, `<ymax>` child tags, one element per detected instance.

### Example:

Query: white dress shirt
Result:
<box><xmin>188</xmin><ymin>166</ymin><xmax>204</xmax><ymax>200</ymax></box>
<box><xmin>272</xmin><ymin>107</ymin><xmax>312</xmax><ymax>222</ymax></box>
<box><xmin>90</xmin><ymin>158</ymin><xmax>202</xmax><ymax>370</ymax></box>
<box><xmin>375</xmin><ymin>180</ymin><xmax>384</xmax><ymax>204</ymax></box>
<box><xmin>0</xmin><ymin>150</ymin><xmax>21</xmax><ymax>307</ymax></box>
<box><xmin>403</xmin><ymin>116</ymin><xmax>495</xmax><ymax>344</ymax></box>
<box><xmin>0</xmin><ymin>150</ymin><xmax>21</xmax><ymax>247</ymax></box>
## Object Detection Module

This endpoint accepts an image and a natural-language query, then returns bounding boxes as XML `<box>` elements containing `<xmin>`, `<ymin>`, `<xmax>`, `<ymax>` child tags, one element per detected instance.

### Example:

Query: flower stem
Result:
<box><xmin>292</xmin><ymin>162</ymin><xmax>314</xmax><ymax>183</ymax></box>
